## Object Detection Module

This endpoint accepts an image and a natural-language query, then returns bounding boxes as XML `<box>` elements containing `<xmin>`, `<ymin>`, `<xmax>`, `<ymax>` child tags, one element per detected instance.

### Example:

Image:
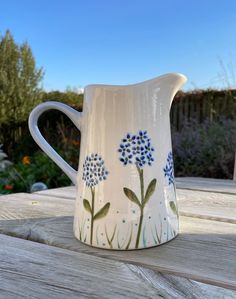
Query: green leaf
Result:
<box><xmin>105</xmin><ymin>224</ymin><xmax>117</xmax><ymax>249</ymax></box>
<box><xmin>83</xmin><ymin>199</ymin><xmax>92</xmax><ymax>214</ymax></box>
<box><xmin>110</xmin><ymin>225</ymin><xmax>117</xmax><ymax>243</ymax></box>
<box><xmin>125</xmin><ymin>225</ymin><xmax>133</xmax><ymax>250</ymax></box>
<box><xmin>94</xmin><ymin>202</ymin><xmax>110</xmax><ymax>221</ymax></box>
<box><xmin>169</xmin><ymin>201</ymin><xmax>178</xmax><ymax>215</ymax></box>
<box><xmin>123</xmin><ymin>187</ymin><xmax>141</xmax><ymax>207</ymax></box>
<box><xmin>143</xmin><ymin>179</ymin><xmax>157</xmax><ymax>206</ymax></box>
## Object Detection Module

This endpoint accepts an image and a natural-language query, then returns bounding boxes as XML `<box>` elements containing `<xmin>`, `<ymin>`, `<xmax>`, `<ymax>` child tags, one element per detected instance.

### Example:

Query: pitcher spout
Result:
<box><xmin>158</xmin><ymin>73</ymin><xmax>187</xmax><ymax>109</ymax></box>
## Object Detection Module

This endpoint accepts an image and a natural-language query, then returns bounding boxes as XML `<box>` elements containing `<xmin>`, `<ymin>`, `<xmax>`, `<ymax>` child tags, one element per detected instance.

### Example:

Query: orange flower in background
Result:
<box><xmin>22</xmin><ymin>156</ymin><xmax>31</xmax><ymax>165</ymax></box>
<box><xmin>4</xmin><ymin>184</ymin><xmax>13</xmax><ymax>190</ymax></box>
<box><xmin>72</xmin><ymin>140</ymin><xmax>80</xmax><ymax>146</ymax></box>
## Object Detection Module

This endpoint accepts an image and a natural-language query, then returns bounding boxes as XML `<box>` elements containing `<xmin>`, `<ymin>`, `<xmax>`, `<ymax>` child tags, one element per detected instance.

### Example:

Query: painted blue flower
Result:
<box><xmin>163</xmin><ymin>151</ymin><xmax>175</xmax><ymax>185</ymax></box>
<box><xmin>82</xmin><ymin>153</ymin><xmax>109</xmax><ymax>187</ymax></box>
<box><xmin>118</xmin><ymin>130</ymin><xmax>154</xmax><ymax>168</ymax></box>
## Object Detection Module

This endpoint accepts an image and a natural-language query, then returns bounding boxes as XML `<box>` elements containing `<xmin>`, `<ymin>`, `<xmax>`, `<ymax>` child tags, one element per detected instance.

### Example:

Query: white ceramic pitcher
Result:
<box><xmin>29</xmin><ymin>73</ymin><xmax>187</xmax><ymax>250</ymax></box>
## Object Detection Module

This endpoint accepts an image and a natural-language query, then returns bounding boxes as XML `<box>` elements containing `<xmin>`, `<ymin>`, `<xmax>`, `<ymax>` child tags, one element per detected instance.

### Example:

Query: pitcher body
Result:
<box><xmin>29</xmin><ymin>73</ymin><xmax>187</xmax><ymax>250</ymax></box>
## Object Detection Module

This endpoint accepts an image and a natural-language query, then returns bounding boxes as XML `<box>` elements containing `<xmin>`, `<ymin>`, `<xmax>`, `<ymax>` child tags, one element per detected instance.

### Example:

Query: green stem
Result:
<box><xmin>90</xmin><ymin>187</ymin><xmax>95</xmax><ymax>245</ymax></box>
<box><xmin>135</xmin><ymin>207</ymin><xmax>144</xmax><ymax>248</ymax></box>
<box><xmin>135</xmin><ymin>165</ymin><xmax>145</xmax><ymax>248</ymax></box>
<box><xmin>140</xmin><ymin>168</ymin><xmax>144</xmax><ymax>204</ymax></box>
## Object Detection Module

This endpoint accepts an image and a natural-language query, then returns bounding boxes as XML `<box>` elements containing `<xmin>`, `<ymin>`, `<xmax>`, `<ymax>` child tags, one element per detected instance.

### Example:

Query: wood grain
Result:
<box><xmin>0</xmin><ymin>234</ymin><xmax>159</xmax><ymax>298</ymax></box>
<box><xmin>177</xmin><ymin>189</ymin><xmax>236</xmax><ymax>223</ymax></box>
<box><xmin>1</xmin><ymin>234</ymin><xmax>235</xmax><ymax>299</ymax></box>
<box><xmin>34</xmin><ymin>177</ymin><xmax>236</xmax><ymax>200</ymax></box>
<box><xmin>34</xmin><ymin>185</ymin><xmax>236</xmax><ymax>223</ymax></box>
<box><xmin>1</xmin><ymin>180</ymin><xmax>236</xmax><ymax>292</ymax></box>
<box><xmin>127</xmin><ymin>265</ymin><xmax>236</xmax><ymax>299</ymax></box>
<box><xmin>35</xmin><ymin>186</ymin><xmax>76</xmax><ymax>199</ymax></box>
<box><xmin>0</xmin><ymin>192</ymin><xmax>74</xmax><ymax>220</ymax></box>
<box><xmin>1</xmin><ymin>215</ymin><xmax>236</xmax><ymax>291</ymax></box>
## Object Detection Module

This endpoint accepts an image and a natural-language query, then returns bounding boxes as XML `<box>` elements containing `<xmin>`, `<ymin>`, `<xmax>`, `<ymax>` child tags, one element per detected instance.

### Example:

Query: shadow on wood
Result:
<box><xmin>0</xmin><ymin>215</ymin><xmax>235</xmax><ymax>291</ymax></box>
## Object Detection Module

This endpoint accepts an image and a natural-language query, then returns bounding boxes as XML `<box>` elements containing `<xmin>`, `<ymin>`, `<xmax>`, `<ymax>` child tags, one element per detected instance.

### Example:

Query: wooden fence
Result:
<box><xmin>170</xmin><ymin>89</ymin><xmax>236</xmax><ymax>130</ymax></box>
<box><xmin>0</xmin><ymin>89</ymin><xmax>235</xmax><ymax>156</ymax></box>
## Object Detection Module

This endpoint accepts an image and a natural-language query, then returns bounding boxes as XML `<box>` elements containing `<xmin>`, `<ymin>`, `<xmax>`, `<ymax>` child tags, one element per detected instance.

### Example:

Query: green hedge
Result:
<box><xmin>0</xmin><ymin>89</ymin><xmax>235</xmax><ymax>190</ymax></box>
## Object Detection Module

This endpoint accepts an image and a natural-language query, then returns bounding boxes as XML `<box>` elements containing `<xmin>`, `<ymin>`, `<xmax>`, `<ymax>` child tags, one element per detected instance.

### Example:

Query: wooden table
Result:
<box><xmin>0</xmin><ymin>177</ymin><xmax>236</xmax><ymax>298</ymax></box>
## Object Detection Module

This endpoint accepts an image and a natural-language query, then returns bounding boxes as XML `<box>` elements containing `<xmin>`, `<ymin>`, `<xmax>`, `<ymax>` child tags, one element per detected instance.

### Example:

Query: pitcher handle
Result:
<box><xmin>28</xmin><ymin>101</ymin><xmax>82</xmax><ymax>185</ymax></box>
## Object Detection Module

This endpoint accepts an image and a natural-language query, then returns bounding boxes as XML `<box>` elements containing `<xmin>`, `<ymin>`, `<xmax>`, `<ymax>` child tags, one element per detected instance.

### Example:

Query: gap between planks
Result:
<box><xmin>0</xmin><ymin>215</ymin><xmax>235</xmax><ymax>291</ymax></box>
<box><xmin>1</xmin><ymin>233</ymin><xmax>236</xmax><ymax>299</ymax></box>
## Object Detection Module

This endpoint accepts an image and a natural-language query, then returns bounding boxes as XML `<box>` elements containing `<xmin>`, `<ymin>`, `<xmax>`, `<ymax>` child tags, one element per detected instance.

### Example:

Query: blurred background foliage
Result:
<box><xmin>0</xmin><ymin>30</ymin><xmax>235</xmax><ymax>193</ymax></box>
<box><xmin>0</xmin><ymin>30</ymin><xmax>43</xmax><ymax>126</ymax></box>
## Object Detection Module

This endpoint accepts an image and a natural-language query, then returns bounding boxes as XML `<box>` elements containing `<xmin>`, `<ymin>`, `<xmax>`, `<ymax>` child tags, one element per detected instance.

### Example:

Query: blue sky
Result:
<box><xmin>1</xmin><ymin>0</ymin><xmax>236</xmax><ymax>91</ymax></box>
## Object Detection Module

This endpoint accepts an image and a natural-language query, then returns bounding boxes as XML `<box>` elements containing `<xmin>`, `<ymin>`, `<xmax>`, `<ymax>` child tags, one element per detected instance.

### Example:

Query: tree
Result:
<box><xmin>42</xmin><ymin>89</ymin><xmax>83</xmax><ymax>110</ymax></box>
<box><xmin>0</xmin><ymin>30</ymin><xmax>44</xmax><ymax>125</ymax></box>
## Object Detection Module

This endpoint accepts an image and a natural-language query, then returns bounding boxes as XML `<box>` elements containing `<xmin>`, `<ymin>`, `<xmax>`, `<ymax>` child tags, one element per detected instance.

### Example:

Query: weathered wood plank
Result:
<box><xmin>0</xmin><ymin>193</ymin><xmax>74</xmax><ymax>220</ymax></box>
<box><xmin>177</xmin><ymin>189</ymin><xmax>236</xmax><ymax>223</ymax></box>
<box><xmin>34</xmin><ymin>178</ymin><xmax>236</xmax><ymax>200</ymax></box>
<box><xmin>35</xmin><ymin>186</ymin><xmax>76</xmax><ymax>199</ymax></box>
<box><xmin>0</xmin><ymin>234</ymin><xmax>160</xmax><ymax>298</ymax></box>
<box><xmin>1</xmin><ymin>234</ymin><xmax>235</xmax><ymax>299</ymax></box>
<box><xmin>30</xmin><ymin>186</ymin><xmax>236</xmax><ymax>223</ymax></box>
<box><xmin>176</xmin><ymin>177</ymin><xmax>236</xmax><ymax>194</ymax></box>
<box><xmin>0</xmin><ymin>215</ymin><xmax>236</xmax><ymax>291</ymax></box>
<box><xmin>128</xmin><ymin>265</ymin><xmax>236</xmax><ymax>299</ymax></box>
<box><xmin>1</xmin><ymin>187</ymin><xmax>235</xmax><ymax>290</ymax></box>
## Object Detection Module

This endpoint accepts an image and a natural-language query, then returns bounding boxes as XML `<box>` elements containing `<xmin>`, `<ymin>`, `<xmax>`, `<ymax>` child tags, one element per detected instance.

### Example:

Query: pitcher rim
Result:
<box><xmin>84</xmin><ymin>73</ymin><xmax>187</xmax><ymax>90</ymax></box>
